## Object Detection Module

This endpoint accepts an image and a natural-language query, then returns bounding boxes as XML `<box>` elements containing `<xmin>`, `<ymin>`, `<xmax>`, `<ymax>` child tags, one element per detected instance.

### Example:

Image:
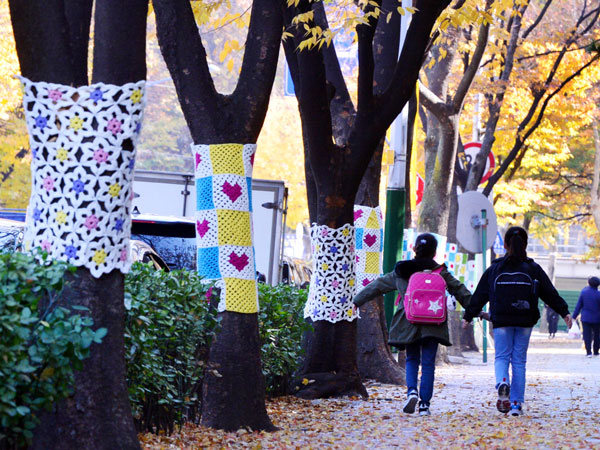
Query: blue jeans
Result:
<box><xmin>405</xmin><ymin>338</ymin><xmax>439</xmax><ymax>405</ymax></box>
<box><xmin>493</xmin><ymin>326</ymin><xmax>533</xmax><ymax>404</ymax></box>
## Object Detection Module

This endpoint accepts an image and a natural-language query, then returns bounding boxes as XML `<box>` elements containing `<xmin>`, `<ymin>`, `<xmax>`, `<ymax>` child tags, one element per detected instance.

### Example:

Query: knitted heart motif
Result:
<box><xmin>364</xmin><ymin>233</ymin><xmax>377</xmax><ymax>247</ymax></box>
<box><xmin>362</xmin><ymin>278</ymin><xmax>371</xmax><ymax>287</ymax></box>
<box><xmin>228</xmin><ymin>251</ymin><xmax>249</xmax><ymax>271</ymax></box>
<box><xmin>196</xmin><ymin>219</ymin><xmax>210</xmax><ymax>238</ymax></box>
<box><xmin>222</xmin><ymin>181</ymin><xmax>242</xmax><ymax>203</ymax></box>
<box><xmin>195</xmin><ymin>152</ymin><xmax>202</xmax><ymax>169</ymax></box>
<box><xmin>354</xmin><ymin>209</ymin><xmax>363</xmax><ymax>221</ymax></box>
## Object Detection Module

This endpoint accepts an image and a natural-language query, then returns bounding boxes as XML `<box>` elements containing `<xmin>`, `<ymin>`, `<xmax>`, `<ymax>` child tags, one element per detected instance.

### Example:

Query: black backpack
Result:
<box><xmin>492</xmin><ymin>260</ymin><xmax>539</xmax><ymax>316</ymax></box>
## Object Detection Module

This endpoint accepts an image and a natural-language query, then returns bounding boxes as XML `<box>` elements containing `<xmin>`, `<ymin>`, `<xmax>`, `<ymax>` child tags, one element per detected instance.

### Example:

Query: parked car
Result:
<box><xmin>0</xmin><ymin>214</ymin><xmax>169</xmax><ymax>269</ymax></box>
<box><xmin>281</xmin><ymin>255</ymin><xmax>312</xmax><ymax>288</ymax></box>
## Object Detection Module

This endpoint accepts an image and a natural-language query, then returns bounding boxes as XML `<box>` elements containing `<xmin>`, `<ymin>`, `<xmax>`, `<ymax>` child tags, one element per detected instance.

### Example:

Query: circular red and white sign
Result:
<box><xmin>462</xmin><ymin>142</ymin><xmax>495</xmax><ymax>185</ymax></box>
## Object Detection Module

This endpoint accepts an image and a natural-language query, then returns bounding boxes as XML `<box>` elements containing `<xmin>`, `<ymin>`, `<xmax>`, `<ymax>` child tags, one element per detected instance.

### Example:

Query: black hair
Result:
<box><xmin>588</xmin><ymin>276</ymin><xmax>600</xmax><ymax>289</ymax></box>
<box><xmin>414</xmin><ymin>233</ymin><xmax>437</xmax><ymax>259</ymax></box>
<box><xmin>504</xmin><ymin>226</ymin><xmax>528</xmax><ymax>263</ymax></box>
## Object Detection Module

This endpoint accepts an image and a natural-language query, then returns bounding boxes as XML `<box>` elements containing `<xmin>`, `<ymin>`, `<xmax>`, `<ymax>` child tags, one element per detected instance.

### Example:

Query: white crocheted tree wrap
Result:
<box><xmin>20</xmin><ymin>77</ymin><xmax>146</xmax><ymax>278</ymax></box>
<box><xmin>192</xmin><ymin>143</ymin><xmax>258</xmax><ymax>314</ymax></box>
<box><xmin>354</xmin><ymin>205</ymin><xmax>383</xmax><ymax>293</ymax></box>
<box><xmin>304</xmin><ymin>223</ymin><xmax>358</xmax><ymax>323</ymax></box>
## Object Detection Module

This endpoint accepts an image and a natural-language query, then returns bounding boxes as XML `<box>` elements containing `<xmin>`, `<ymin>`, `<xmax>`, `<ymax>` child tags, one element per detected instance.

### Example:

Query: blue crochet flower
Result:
<box><xmin>71</xmin><ymin>179</ymin><xmax>85</xmax><ymax>195</ymax></box>
<box><xmin>114</xmin><ymin>218</ymin><xmax>124</xmax><ymax>232</ymax></box>
<box><xmin>35</xmin><ymin>115</ymin><xmax>47</xmax><ymax>130</ymax></box>
<box><xmin>89</xmin><ymin>88</ymin><xmax>104</xmax><ymax>103</ymax></box>
<box><xmin>64</xmin><ymin>245</ymin><xmax>77</xmax><ymax>259</ymax></box>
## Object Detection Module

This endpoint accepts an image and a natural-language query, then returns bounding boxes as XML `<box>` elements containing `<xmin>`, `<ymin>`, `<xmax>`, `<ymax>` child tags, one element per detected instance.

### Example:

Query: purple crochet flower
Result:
<box><xmin>32</xmin><ymin>148</ymin><xmax>37</xmax><ymax>159</ymax></box>
<box><xmin>35</xmin><ymin>115</ymin><xmax>47</xmax><ymax>130</ymax></box>
<box><xmin>93</xmin><ymin>148</ymin><xmax>109</xmax><ymax>164</ymax></box>
<box><xmin>90</xmin><ymin>88</ymin><xmax>104</xmax><ymax>103</ymax></box>
<box><xmin>113</xmin><ymin>218</ymin><xmax>124</xmax><ymax>232</ymax></box>
<box><xmin>342</xmin><ymin>263</ymin><xmax>350</xmax><ymax>272</ymax></box>
<box><xmin>134</xmin><ymin>122</ymin><xmax>142</xmax><ymax>134</ymax></box>
<box><xmin>71</xmin><ymin>179</ymin><xmax>85</xmax><ymax>195</ymax></box>
<box><xmin>128</xmin><ymin>158</ymin><xmax>135</xmax><ymax>172</ymax></box>
<box><xmin>42</xmin><ymin>176</ymin><xmax>54</xmax><ymax>192</ymax></box>
<box><xmin>64</xmin><ymin>245</ymin><xmax>77</xmax><ymax>259</ymax></box>
<box><xmin>330</xmin><ymin>245</ymin><xmax>338</xmax><ymax>254</ymax></box>
<box><xmin>340</xmin><ymin>295</ymin><xmax>348</xmax><ymax>305</ymax></box>
<box><xmin>84</xmin><ymin>215</ymin><xmax>99</xmax><ymax>230</ymax></box>
<box><xmin>33</xmin><ymin>207</ymin><xmax>41</xmax><ymax>221</ymax></box>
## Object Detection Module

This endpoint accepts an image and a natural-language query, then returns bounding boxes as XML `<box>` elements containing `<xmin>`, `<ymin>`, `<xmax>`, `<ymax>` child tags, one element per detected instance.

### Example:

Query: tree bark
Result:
<box><xmin>153</xmin><ymin>0</ymin><xmax>282</xmax><ymax>430</ymax></box>
<box><xmin>9</xmin><ymin>1</ymin><xmax>147</xmax><ymax>448</ymax></box>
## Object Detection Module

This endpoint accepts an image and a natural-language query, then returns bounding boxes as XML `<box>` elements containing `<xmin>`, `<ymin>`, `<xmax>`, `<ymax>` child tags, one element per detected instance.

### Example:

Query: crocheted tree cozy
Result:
<box><xmin>354</xmin><ymin>205</ymin><xmax>384</xmax><ymax>293</ymax></box>
<box><xmin>304</xmin><ymin>223</ymin><xmax>359</xmax><ymax>323</ymax></box>
<box><xmin>20</xmin><ymin>77</ymin><xmax>146</xmax><ymax>278</ymax></box>
<box><xmin>192</xmin><ymin>143</ymin><xmax>258</xmax><ymax>314</ymax></box>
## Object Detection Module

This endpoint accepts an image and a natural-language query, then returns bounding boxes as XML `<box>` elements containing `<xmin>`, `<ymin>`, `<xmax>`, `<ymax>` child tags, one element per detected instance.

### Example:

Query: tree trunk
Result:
<box><xmin>32</xmin><ymin>271</ymin><xmax>140</xmax><ymax>450</ymax></box>
<box><xmin>354</xmin><ymin>145</ymin><xmax>404</xmax><ymax>384</ymax></box>
<box><xmin>9</xmin><ymin>1</ymin><xmax>147</xmax><ymax>448</ymax></box>
<box><xmin>356</xmin><ymin>299</ymin><xmax>405</xmax><ymax>383</ymax></box>
<box><xmin>201</xmin><ymin>313</ymin><xmax>276</xmax><ymax>431</ymax></box>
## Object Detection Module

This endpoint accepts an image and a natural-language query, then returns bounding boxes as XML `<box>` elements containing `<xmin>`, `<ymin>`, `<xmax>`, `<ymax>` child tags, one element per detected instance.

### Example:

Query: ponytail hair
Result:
<box><xmin>504</xmin><ymin>226</ymin><xmax>528</xmax><ymax>263</ymax></box>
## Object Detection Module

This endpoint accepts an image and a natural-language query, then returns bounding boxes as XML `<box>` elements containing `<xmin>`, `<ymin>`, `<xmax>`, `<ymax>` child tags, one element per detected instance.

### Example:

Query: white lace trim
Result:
<box><xmin>354</xmin><ymin>205</ymin><xmax>383</xmax><ymax>293</ymax></box>
<box><xmin>20</xmin><ymin>77</ymin><xmax>146</xmax><ymax>278</ymax></box>
<box><xmin>304</xmin><ymin>223</ymin><xmax>358</xmax><ymax>323</ymax></box>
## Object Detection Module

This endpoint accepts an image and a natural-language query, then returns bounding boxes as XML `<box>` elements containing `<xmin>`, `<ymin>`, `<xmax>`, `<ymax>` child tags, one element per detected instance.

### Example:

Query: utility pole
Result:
<box><xmin>382</xmin><ymin>0</ymin><xmax>412</xmax><ymax>329</ymax></box>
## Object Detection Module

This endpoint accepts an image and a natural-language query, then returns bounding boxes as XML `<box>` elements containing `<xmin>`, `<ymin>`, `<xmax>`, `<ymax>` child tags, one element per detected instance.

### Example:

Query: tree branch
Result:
<box><xmin>521</xmin><ymin>0</ymin><xmax>554</xmax><ymax>40</ymax></box>
<box><xmin>356</xmin><ymin>0</ymin><xmax>380</xmax><ymax>114</ymax></box>
<box><xmin>233</xmin><ymin>0</ymin><xmax>283</xmax><ymax>141</ymax></box>
<box><xmin>154</xmin><ymin>0</ymin><xmax>221</xmax><ymax>142</ymax></box>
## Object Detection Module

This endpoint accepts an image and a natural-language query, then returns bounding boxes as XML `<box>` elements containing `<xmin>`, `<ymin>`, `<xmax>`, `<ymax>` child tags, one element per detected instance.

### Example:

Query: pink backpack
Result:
<box><xmin>402</xmin><ymin>267</ymin><xmax>447</xmax><ymax>325</ymax></box>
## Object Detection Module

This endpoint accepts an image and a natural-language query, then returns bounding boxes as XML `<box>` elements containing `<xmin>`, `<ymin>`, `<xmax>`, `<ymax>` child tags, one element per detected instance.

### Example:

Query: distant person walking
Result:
<box><xmin>462</xmin><ymin>226</ymin><xmax>572</xmax><ymax>416</ymax></box>
<box><xmin>573</xmin><ymin>277</ymin><xmax>600</xmax><ymax>357</ymax></box>
<box><xmin>546</xmin><ymin>305</ymin><xmax>559</xmax><ymax>338</ymax></box>
<box><xmin>353</xmin><ymin>233</ymin><xmax>472</xmax><ymax>417</ymax></box>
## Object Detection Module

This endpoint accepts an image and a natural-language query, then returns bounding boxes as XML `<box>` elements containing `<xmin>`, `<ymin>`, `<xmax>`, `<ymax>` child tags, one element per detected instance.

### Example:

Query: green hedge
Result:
<box><xmin>0</xmin><ymin>253</ymin><xmax>106</xmax><ymax>449</ymax></box>
<box><xmin>124</xmin><ymin>263</ymin><xmax>220</xmax><ymax>434</ymax></box>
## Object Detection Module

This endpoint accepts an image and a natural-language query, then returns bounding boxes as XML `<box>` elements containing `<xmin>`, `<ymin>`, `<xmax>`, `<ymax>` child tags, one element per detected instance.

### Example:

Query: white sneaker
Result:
<box><xmin>403</xmin><ymin>393</ymin><xmax>418</xmax><ymax>414</ymax></box>
<box><xmin>510</xmin><ymin>402</ymin><xmax>523</xmax><ymax>416</ymax></box>
<box><xmin>587</xmin><ymin>354</ymin><xmax>593</xmax><ymax>358</ymax></box>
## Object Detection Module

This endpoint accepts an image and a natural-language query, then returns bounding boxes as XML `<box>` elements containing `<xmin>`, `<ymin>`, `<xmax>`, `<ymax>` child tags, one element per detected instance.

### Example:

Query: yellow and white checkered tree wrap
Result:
<box><xmin>354</xmin><ymin>206</ymin><xmax>383</xmax><ymax>293</ymax></box>
<box><xmin>192</xmin><ymin>143</ymin><xmax>258</xmax><ymax>314</ymax></box>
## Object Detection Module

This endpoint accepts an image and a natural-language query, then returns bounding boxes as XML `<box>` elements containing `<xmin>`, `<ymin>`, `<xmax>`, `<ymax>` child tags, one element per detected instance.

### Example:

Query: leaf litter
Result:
<box><xmin>141</xmin><ymin>336</ymin><xmax>600</xmax><ymax>449</ymax></box>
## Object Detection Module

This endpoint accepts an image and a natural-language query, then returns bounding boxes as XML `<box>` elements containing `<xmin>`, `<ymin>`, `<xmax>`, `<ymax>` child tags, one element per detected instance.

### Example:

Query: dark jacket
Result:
<box><xmin>463</xmin><ymin>256</ymin><xmax>569</xmax><ymax>327</ymax></box>
<box><xmin>353</xmin><ymin>258</ymin><xmax>472</xmax><ymax>348</ymax></box>
<box><xmin>573</xmin><ymin>286</ymin><xmax>600</xmax><ymax>324</ymax></box>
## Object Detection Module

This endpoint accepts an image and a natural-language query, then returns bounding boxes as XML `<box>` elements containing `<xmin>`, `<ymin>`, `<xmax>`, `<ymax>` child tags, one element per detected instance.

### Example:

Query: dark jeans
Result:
<box><xmin>582</xmin><ymin>322</ymin><xmax>600</xmax><ymax>355</ymax></box>
<box><xmin>405</xmin><ymin>337</ymin><xmax>439</xmax><ymax>405</ymax></box>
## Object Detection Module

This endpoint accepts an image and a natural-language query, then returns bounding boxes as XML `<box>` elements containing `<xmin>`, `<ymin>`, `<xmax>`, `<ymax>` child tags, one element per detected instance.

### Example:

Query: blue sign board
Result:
<box><xmin>493</xmin><ymin>231</ymin><xmax>505</xmax><ymax>255</ymax></box>
<box><xmin>284</xmin><ymin>63</ymin><xmax>295</xmax><ymax>97</ymax></box>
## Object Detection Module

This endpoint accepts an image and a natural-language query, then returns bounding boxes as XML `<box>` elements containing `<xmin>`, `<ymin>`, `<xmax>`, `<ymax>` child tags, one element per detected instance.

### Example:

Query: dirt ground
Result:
<box><xmin>142</xmin><ymin>331</ymin><xmax>600</xmax><ymax>449</ymax></box>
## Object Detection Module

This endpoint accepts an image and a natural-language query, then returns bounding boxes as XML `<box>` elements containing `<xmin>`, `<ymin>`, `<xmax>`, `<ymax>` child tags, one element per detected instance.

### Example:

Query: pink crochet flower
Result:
<box><xmin>331</xmin><ymin>279</ymin><xmax>340</xmax><ymax>289</ymax></box>
<box><xmin>84</xmin><ymin>215</ymin><xmax>99</xmax><ymax>230</ymax></box>
<box><xmin>40</xmin><ymin>240</ymin><xmax>51</xmax><ymax>252</ymax></box>
<box><xmin>329</xmin><ymin>311</ymin><xmax>338</xmax><ymax>320</ymax></box>
<box><xmin>107</xmin><ymin>118</ymin><xmax>122</xmax><ymax>135</ymax></box>
<box><xmin>42</xmin><ymin>176</ymin><xmax>54</xmax><ymax>191</ymax></box>
<box><xmin>48</xmin><ymin>89</ymin><xmax>63</xmax><ymax>102</ymax></box>
<box><xmin>120</xmin><ymin>248</ymin><xmax>128</xmax><ymax>262</ymax></box>
<box><xmin>321</xmin><ymin>229</ymin><xmax>329</xmax><ymax>237</ymax></box>
<box><xmin>93</xmin><ymin>148</ymin><xmax>108</xmax><ymax>164</ymax></box>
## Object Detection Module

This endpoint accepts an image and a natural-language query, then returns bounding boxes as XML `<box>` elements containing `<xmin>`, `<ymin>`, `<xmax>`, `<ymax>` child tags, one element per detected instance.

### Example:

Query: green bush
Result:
<box><xmin>0</xmin><ymin>252</ymin><xmax>105</xmax><ymax>449</ymax></box>
<box><xmin>258</xmin><ymin>283</ymin><xmax>311</xmax><ymax>397</ymax></box>
<box><xmin>124</xmin><ymin>263</ymin><xmax>220</xmax><ymax>434</ymax></box>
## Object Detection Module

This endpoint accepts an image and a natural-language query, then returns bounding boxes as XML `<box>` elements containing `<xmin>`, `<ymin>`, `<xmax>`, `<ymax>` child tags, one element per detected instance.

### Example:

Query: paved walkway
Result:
<box><xmin>142</xmin><ymin>332</ymin><xmax>600</xmax><ymax>449</ymax></box>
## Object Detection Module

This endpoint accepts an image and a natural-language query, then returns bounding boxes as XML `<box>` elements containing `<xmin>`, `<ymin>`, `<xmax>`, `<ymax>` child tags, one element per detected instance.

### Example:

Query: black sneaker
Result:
<box><xmin>418</xmin><ymin>401</ymin><xmax>430</xmax><ymax>416</ymax></box>
<box><xmin>497</xmin><ymin>382</ymin><xmax>511</xmax><ymax>413</ymax></box>
<box><xmin>403</xmin><ymin>392</ymin><xmax>418</xmax><ymax>414</ymax></box>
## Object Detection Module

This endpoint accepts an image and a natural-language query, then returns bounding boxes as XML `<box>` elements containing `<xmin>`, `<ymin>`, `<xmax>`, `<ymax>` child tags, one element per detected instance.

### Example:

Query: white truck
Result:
<box><xmin>132</xmin><ymin>170</ymin><xmax>287</xmax><ymax>285</ymax></box>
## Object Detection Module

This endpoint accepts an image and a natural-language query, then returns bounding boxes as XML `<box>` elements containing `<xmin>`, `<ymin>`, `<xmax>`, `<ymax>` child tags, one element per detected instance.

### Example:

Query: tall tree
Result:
<box><xmin>153</xmin><ymin>0</ymin><xmax>282</xmax><ymax>431</ymax></box>
<box><xmin>466</xmin><ymin>0</ymin><xmax>600</xmax><ymax>194</ymax></box>
<box><xmin>8</xmin><ymin>0</ymin><xmax>148</xmax><ymax>449</ymax></box>
<box><xmin>284</xmin><ymin>0</ymin><xmax>451</xmax><ymax>398</ymax></box>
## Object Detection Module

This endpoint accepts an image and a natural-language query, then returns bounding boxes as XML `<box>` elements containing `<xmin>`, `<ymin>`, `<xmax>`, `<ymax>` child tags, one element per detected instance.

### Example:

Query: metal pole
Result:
<box><xmin>382</xmin><ymin>0</ymin><xmax>412</xmax><ymax>330</ymax></box>
<box><xmin>481</xmin><ymin>208</ymin><xmax>488</xmax><ymax>363</ymax></box>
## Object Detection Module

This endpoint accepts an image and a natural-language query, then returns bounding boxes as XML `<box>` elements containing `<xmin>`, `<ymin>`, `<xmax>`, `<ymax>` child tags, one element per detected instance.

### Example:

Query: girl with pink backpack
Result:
<box><xmin>353</xmin><ymin>233</ymin><xmax>472</xmax><ymax>416</ymax></box>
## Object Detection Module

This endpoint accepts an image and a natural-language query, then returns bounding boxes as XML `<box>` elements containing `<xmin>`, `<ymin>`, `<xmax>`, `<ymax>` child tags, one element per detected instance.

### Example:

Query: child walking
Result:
<box><xmin>462</xmin><ymin>226</ymin><xmax>572</xmax><ymax>416</ymax></box>
<box><xmin>353</xmin><ymin>233</ymin><xmax>472</xmax><ymax>416</ymax></box>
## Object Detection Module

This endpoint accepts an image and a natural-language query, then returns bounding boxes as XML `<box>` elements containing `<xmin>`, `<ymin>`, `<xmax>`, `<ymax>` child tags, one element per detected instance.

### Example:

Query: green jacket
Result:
<box><xmin>353</xmin><ymin>263</ymin><xmax>472</xmax><ymax>348</ymax></box>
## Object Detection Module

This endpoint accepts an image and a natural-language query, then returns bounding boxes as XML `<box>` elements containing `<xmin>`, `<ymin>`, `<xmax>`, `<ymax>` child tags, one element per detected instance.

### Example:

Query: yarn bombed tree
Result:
<box><xmin>283</xmin><ymin>0</ymin><xmax>451</xmax><ymax>398</ymax></box>
<box><xmin>153</xmin><ymin>0</ymin><xmax>282</xmax><ymax>431</ymax></box>
<box><xmin>8</xmin><ymin>0</ymin><xmax>148</xmax><ymax>449</ymax></box>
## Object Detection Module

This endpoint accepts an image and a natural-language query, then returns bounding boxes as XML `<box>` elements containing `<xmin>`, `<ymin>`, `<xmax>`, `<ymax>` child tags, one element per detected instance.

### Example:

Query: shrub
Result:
<box><xmin>124</xmin><ymin>263</ymin><xmax>220</xmax><ymax>434</ymax></box>
<box><xmin>0</xmin><ymin>252</ymin><xmax>105</xmax><ymax>449</ymax></box>
<box><xmin>258</xmin><ymin>283</ymin><xmax>311</xmax><ymax>396</ymax></box>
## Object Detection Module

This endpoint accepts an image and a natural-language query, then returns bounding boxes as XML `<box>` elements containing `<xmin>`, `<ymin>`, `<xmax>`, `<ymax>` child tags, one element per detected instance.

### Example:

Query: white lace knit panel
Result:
<box><xmin>354</xmin><ymin>205</ymin><xmax>384</xmax><ymax>293</ymax></box>
<box><xmin>20</xmin><ymin>77</ymin><xmax>146</xmax><ymax>278</ymax></box>
<box><xmin>304</xmin><ymin>223</ymin><xmax>359</xmax><ymax>323</ymax></box>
